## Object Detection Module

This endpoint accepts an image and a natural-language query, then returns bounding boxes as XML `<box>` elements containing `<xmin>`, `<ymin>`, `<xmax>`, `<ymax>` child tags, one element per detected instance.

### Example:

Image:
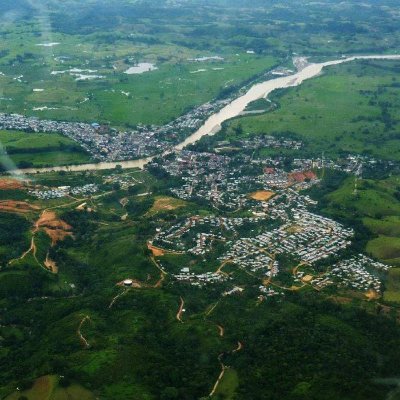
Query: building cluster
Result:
<box><xmin>152</xmin><ymin>150</ymin><xmax>325</xmax><ymax>212</ymax></box>
<box><xmin>158</xmin><ymin>99</ymin><xmax>231</xmax><ymax>140</ymax></box>
<box><xmin>310</xmin><ymin>255</ymin><xmax>390</xmax><ymax>293</ymax></box>
<box><xmin>218</xmin><ymin>209</ymin><xmax>352</xmax><ymax>277</ymax></box>
<box><xmin>152</xmin><ymin>215</ymin><xmax>262</xmax><ymax>254</ymax></box>
<box><xmin>222</xmin><ymin>239</ymin><xmax>276</xmax><ymax>276</ymax></box>
<box><xmin>0</xmin><ymin>113</ymin><xmax>168</xmax><ymax>161</ymax></box>
<box><xmin>259</xmin><ymin>285</ymin><xmax>284</xmax><ymax>298</ymax></box>
<box><xmin>218</xmin><ymin>135</ymin><xmax>303</xmax><ymax>151</ymax></box>
<box><xmin>103</xmin><ymin>172</ymin><xmax>143</xmax><ymax>189</ymax></box>
<box><xmin>164</xmin><ymin>151</ymin><xmax>254</xmax><ymax>210</ymax></box>
<box><xmin>172</xmin><ymin>269</ymin><xmax>230</xmax><ymax>287</ymax></box>
<box><xmin>260</xmin><ymin>210</ymin><xmax>354</xmax><ymax>264</ymax></box>
<box><xmin>29</xmin><ymin>183</ymin><xmax>99</xmax><ymax>199</ymax></box>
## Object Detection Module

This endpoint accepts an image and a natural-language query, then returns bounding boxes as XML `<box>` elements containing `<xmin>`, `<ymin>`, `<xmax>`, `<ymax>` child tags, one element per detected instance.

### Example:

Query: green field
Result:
<box><xmin>224</xmin><ymin>60</ymin><xmax>400</xmax><ymax>160</ymax></box>
<box><xmin>213</xmin><ymin>368</ymin><xmax>239</xmax><ymax>399</ymax></box>
<box><xmin>321</xmin><ymin>174</ymin><xmax>400</xmax><ymax>265</ymax></box>
<box><xmin>383</xmin><ymin>268</ymin><xmax>400</xmax><ymax>302</ymax></box>
<box><xmin>364</xmin><ymin>216</ymin><xmax>400</xmax><ymax>237</ymax></box>
<box><xmin>326</xmin><ymin>176</ymin><xmax>400</xmax><ymax>219</ymax></box>
<box><xmin>367</xmin><ymin>237</ymin><xmax>400</xmax><ymax>266</ymax></box>
<box><xmin>5</xmin><ymin>375</ymin><xmax>95</xmax><ymax>400</ymax></box>
<box><xmin>2</xmin><ymin>0</ymin><xmax>400</xmax><ymax>129</ymax></box>
<box><xmin>0</xmin><ymin>130</ymin><xmax>91</xmax><ymax>167</ymax></box>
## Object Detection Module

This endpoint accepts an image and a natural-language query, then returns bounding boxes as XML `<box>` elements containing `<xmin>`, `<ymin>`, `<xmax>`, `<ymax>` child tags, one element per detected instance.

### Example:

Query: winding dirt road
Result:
<box><xmin>77</xmin><ymin>315</ymin><xmax>91</xmax><ymax>349</ymax></box>
<box><xmin>108</xmin><ymin>288</ymin><xmax>129</xmax><ymax>309</ymax></box>
<box><xmin>176</xmin><ymin>297</ymin><xmax>185</xmax><ymax>323</ymax></box>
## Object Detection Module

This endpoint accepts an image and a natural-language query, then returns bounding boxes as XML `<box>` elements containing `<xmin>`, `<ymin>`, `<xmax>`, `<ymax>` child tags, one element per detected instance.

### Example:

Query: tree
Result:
<box><xmin>161</xmin><ymin>387</ymin><xmax>179</xmax><ymax>399</ymax></box>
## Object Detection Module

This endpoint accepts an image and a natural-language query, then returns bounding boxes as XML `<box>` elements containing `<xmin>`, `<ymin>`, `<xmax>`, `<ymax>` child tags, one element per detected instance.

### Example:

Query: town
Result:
<box><xmin>148</xmin><ymin>148</ymin><xmax>391</xmax><ymax>296</ymax></box>
<box><xmin>0</xmin><ymin>98</ymin><xmax>233</xmax><ymax>161</ymax></box>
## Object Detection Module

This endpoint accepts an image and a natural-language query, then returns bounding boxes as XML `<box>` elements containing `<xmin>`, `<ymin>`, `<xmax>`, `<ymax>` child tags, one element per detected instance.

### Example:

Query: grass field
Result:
<box><xmin>364</xmin><ymin>216</ymin><xmax>400</xmax><ymax>237</ymax></box>
<box><xmin>0</xmin><ymin>130</ymin><xmax>91</xmax><ymax>167</ymax></box>
<box><xmin>147</xmin><ymin>196</ymin><xmax>188</xmax><ymax>216</ymax></box>
<box><xmin>213</xmin><ymin>368</ymin><xmax>239</xmax><ymax>399</ymax></box>
<box><xmin>225</xmin><ymin>60</ymin><xmax>400</xmax><ymax>160</ymax></box>
<box><xmin>322</xmin><ymin>174</ymin><xmax>400</xmax><ymax>265</ymax></box>
<box><xmin>4</xmin><ymin>375</ymin><xmax>95</xmax><ymax>400</ymax></box>
<box><xmin>326</xmin><ymin>177</ymin><xmax>400</xmax><ymax>219</ymax></box>
<box><xmin>367</xmin><ymin>237</ymin><xmax>400</xmax><ymax>266</ymax></box>
<box><xmin>383</xmin><ymin>268</ymin><xmax>400</xmax><ymax>302</ymax></box>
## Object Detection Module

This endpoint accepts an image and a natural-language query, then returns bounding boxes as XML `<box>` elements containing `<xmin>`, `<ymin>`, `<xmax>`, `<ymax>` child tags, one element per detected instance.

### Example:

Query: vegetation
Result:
<box><xmin>384</xmin><ymin>268</ymin><xmax>400</xmax><ymax>303</ymax></box>
<box><xmin>0</xmin><ymin>130</ymin><xmax>91</xmax><ymax>168</ymax></box>
<box><xmin>2</xmin><ymin>1</ymin><xmax>400</xmax><ymax>399</ymax></box>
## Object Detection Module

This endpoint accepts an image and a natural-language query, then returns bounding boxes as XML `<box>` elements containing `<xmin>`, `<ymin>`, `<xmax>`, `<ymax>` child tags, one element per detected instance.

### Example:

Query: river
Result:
<box><xmin>14</xmin><ymin>54</ymin><xmax>400</xmax><ymax>175</ymax></box>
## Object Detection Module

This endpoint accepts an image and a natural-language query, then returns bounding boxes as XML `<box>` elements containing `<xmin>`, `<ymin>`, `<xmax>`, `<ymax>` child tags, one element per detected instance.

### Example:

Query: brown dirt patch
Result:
<box><xmin>289</xmin><ymin>170</ymin><xmax>317</xmax><ymax>183</ymax></box>
<box><xmin>149</xmin><ymin>196</ymin><xmax>186</xmax><ymax>214</ymax></box>
<box><xmin>44</xmin><ymin>252</ymin><xmax>58</xmax><ymax>273</ymax></box>
<box><xmin>365</xmin><ymin>289</ymin><xmax>380</xmax><ymax>301</ymax></box>
<box><xmin>249</xmin><ymin>190</ymin><xmax>275</xmax><ymax>201</ymax></box>
<box><xmin>148</xmin><ymin>244</ymin><xmax>165</xmax><ymax>257</ymax></box>
<box><xmin>37</xmin><ymin>210</ymin><xmax>72</xmax><ymax>230</ymax></box>
<box><xmin>286</xmin><ymin>224</ymin><xmax>303</xmax><ymax>234</ymax></box>
<box><xmin>0</xmin><ymin>178</ymin><xmax>26</xmax><ymax>190</ymax></box>
<box><xmin>0</xmin><ymin>200</ymin><xmax>40</xmax><ymax>214</ymax></box>
<box><xmin>76</xmin><ymin>202</ymin><xmax>87</xmax><ymax>210</ymax></box>
<box><xmin>36</xmin><ymin>210</ymin><xmax>73</xmax><ymax>245</ymax></box>
<box><xmin>302</xmin><ymin>274</ymin><xmax>314</xmax><ymax>283</ymax></box>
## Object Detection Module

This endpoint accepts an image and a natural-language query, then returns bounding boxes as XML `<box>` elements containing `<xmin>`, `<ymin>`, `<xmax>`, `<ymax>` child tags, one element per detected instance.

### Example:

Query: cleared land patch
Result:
<box><xmin>0</xmin><ymin>130</ymin><xmax>91</xmax><ymax>168</ymax></box>
<box><xmin>249</xmin><ymin>190</ymin><xmax>275</xmax><ymax>201</ymax></box>
<box><xmin>147</xmin><ymin>196</ymin><xmax>187</xmax><ymax>215</ymax></box>
<box><xmin>5</xmin><ymin>375</ymin><xmax>95</xmax><ymax>400</ymax></box>
<box><xmin>0</xmin><ymin>200</ymin><xmax>39</xmax><ymax>214</ymax></box>
<box><xmin>0</xmin><ymin>178</ymin><xmax>26</xmax><ymax>190</ymax></box>
<box><xmin>36</xmin><ymin>210</ymin><xmax>73</xmax><ymax>245</ymax></box>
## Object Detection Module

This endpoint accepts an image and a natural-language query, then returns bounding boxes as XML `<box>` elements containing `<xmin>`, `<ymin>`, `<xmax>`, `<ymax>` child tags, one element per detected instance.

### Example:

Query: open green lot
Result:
<box><xmin>0</xmin><ymin>130</ymin><xmax>90</xmax><ymax>168</ymax></box>
<box><xmin>367</xmin><ymin>237</ymin><xmax>400</xmax><ymax>266</ymax></box>
<box><xmin>317</xmin><ymin>173</ymin><xmax>400</xmax><ymax>266</ymax></box>
<box><xmin>5</xmin><ymin>375</ymin><xmax>95</xmax><ymax>400</ymax></box>
<box><xmin>212</xmin><ymin>368</ymin><xmax>239</xmax><ymax>399</ymax></box>
<box><xmin>383</xmin><ymin>268</ymin><xmax>400</xmax><ymax>303</ymax></box>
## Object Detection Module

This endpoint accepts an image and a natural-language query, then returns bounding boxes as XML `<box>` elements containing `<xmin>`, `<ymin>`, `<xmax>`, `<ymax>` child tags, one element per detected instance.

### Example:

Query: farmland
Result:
<box><xmin>2</xmin><ymin>0</ymin><xmax>400</xmax><ymax>130</ymax></box>
<box><xmin>0</xmin><ymin>130</ymin><xmax>90</xmax><ymax>167</ymax></box>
